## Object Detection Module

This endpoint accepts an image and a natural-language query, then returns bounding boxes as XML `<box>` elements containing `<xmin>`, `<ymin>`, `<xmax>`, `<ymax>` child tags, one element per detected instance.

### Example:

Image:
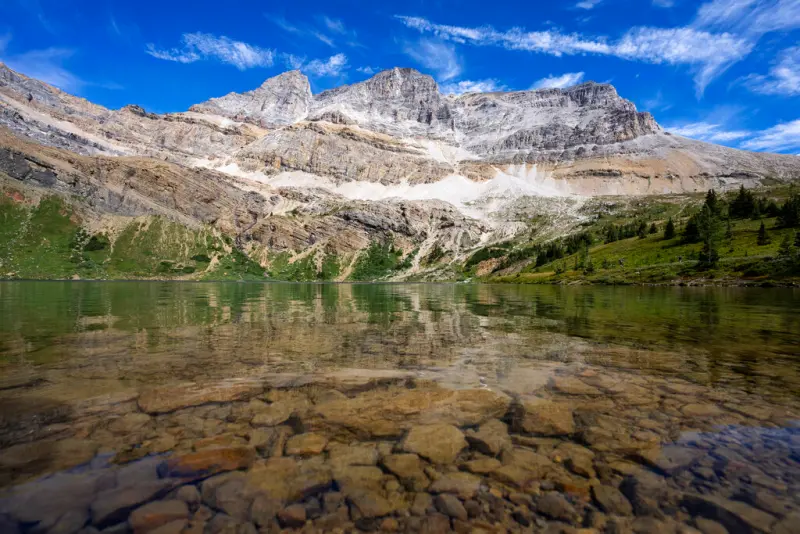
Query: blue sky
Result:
<box><xmin>0</xmin><ymin>0</ymin><xmax>798</xmax><ymax>154</ymax></box>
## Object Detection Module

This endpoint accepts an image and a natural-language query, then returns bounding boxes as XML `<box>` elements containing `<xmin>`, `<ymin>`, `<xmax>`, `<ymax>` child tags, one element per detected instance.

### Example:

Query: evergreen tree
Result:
<box><xmin>664</xmin><ymin>218</ymin><xmax>676</xmax><ymax>240</ymax></box>
<box><xmin>777</xmin><ymin>194</ymin><xmax>800</xmax><ymax>228</ymax></box>
<box><xmin>683</xmin><ymin>215</ymin><xmax>701</xmax><ymax>243</ymax></box>
<box><xmin>730</xmin><ymin>185</ymin><xmax>756</xmax><ymax>219</ymax></box>
<box><xmin>777</xmin><ymin>234</ymin><xmax>793</xmax><ymax>260</ymax></box>
<box><xmin>637</xmin><ymin>221</ymin><xmax>647</xmax><ymax>239</ymax></box>
<box><xmin>705</xmin><ymin>189</ymin><xmax>721</xmax><ymax>216</ymax></box>
<box><xmin>697</xmin><ymin>205</ymin><xmax>723</xmax><ymax>267</ymax></box>
<box><xmin>795</xmin><ymin>231</ymin><xmax>800</xmax><ymax>249</ymax></box>
<box><xmin>725</xmin><ymin>218</ymin><xmax>733</xmax><ymax>240</ymax></box>
<box><xmin>648</xmin><ymin>222</ymin><xmax>658</xmax><ymax>234</ymax></box>
<box><xmin>757</xmin><ymin>221</ymin><xmax>771</xmax><ymax>246</ymax></box>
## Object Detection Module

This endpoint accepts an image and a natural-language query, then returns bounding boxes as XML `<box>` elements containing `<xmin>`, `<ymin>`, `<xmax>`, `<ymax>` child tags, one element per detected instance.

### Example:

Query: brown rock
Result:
<box><xmin>637</xmin><ymin>445</ymin><xmax>702</xmax><ymax>475</ymax></box>
<box><xmin>246</xmin><ymin>457</ymin><xmax>332</xmax><ymax>503</ymax></box>
<box><xmin>148</xmin><ymin>519</ymin><xmax>187</xmax><ymax>534</ymax></box>
<box><xmin>592</xmin><ymin>485</ymin><xmax>633</xmax><ymax>516</ymax></box>
<box><xmin>129</xmin><ymin>500</ymin><xmax>189</xmax><ymax>533</ymax></box>
<box><xmin>91</xmin><ymin>480</ymin><xmax>173</xmax><ymax>527</ymax></box>
<box><xmin>108</xmin><ymin>413</ymin><xmax>152</xmax><ymax>435</ymax></box>
<box><xmin>549</xmin><ymin>376</ymin><xmax>602</xmax><ymax>396</ymax></box>
<box><xmin>327</xmin><ymin>442</ymin><xmax>378</xmax><ymax>468</ymax></box>
<box><xmin>348</xmin><ymin>489</ymin><xmax>395</xmax><ymax>518</ymax></box>
<box><xmin>429</xmin><ymin>472</ymin><xmax>482</xmax><ymax>499</ymax></box>
<box><xmin>465</xmin><ymin>419</ymin><xmax>510</xmax><ymax>456</ymax></box>
<box><xmin>251</xmin><ymin>401</ymin><xmax>295</xmax><ymax>427</ymax></box>
<box><xmin>306</xmin><ymin>387</ymin><xmax>510</xmax><ymax>439</ymax></box>
<box><xmin>277</xmin><ymin>504</ymin><xmax>307</xmax><ymax>528</ymax></box>
<box><xmin>411</xmin><ymin>492</ymin><xmax>434</xmax><ymax>516</ymax></box>
<box><xmin>284</xmin><ymin>433</ymin><xmax>328</xmax><ymax>456</ymax></box>
<box><xmin>435</xmin><ymin>494</ymin><xmax>468</xmax><ymax>520</ymax></box>
<box><xmin>157</xmin><ymin>446</ymin><xmax>255</xmax><ymax>478</ymax></box>
<box><xmin>138</xmin><ymin>382</ymin><xmax>262</xmax><ymax>414</ymax></box>
<box><xmin>695</xmin><ymin>518</ymin><xmax>729</xmax><ymax>534</ymax></box>
<box><xmin>402</xmin><ymin>424</ymin><xmax>467</xmax><ymax>464</ymax></box>
<box><xmin>382</xmin><ymin>454</ymin><xmax>429</xmax><ymax>491</ymax></box>
<box><xmin>682</xmin><ymin>494</ymin><xmax>776</xmax><ymax>534</ymax></box>
<box><xmin>536</xmin><ymin>492</ymin><xmax>576</xmax><ymax>522</ymax></box>
<box><xmin>462</xmin><ymin>457</ymin><xmax>501</xmax><ymax>474</ymax></box>
<box><xmin>512</xmin><ymin>398</ymin><xmax>575</xmax><ymax>436</ymax></box>
<box><xmin>681</xmin><ymin>404</ymin><xmax>724</xmax><ymax>418</ymax></box>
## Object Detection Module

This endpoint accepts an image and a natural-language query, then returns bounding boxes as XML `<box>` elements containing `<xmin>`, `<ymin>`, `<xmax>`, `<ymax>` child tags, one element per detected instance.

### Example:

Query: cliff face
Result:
<box><xmin>0</xmin><ymin>63</ymin><xmax>799</xmax><ymax>280</ymax></box>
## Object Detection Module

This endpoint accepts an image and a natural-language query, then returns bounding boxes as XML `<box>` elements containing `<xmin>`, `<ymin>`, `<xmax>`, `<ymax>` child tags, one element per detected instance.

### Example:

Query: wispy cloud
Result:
<box><xmin>1</xmin><ymin>46</ymin><xmax>84</xmax><ymax>92</ymax></box>
<box><xmin>146</xmin><ymin>33</ymin><xmax>274</xmax><ymax>69</ymax></box>
<box><xmin>357</xmin><ymin>66</ymin><xmax>381</xmax><ymax>75</ymax></box>
<box><xmin>302</xmin><ymin>53</ymin><xmax>348</xmax><ymax>77</ymax></box>
<box><xmin>402</xmin><ymin>39</ymin><xmax>462</xmax><ymax>81</ymax></box>
<box><xmin>742</xmin><ymin>46</ymin><xmax>800</xmax><ymax>96</ymax></box>
<box><xmin>531</xmin><ymin>72</ymin><xmax>585</xmax><ymax>89</ymax></box>
<box><xmin>740</xmin><ymin>119</ymin><xmax>800</xmax><ymax>153</ymax></box>
<box><xmin>396</xmin><ymin>2</ymin><xmax>798</xmax><ymax>96</ymax></box>
<box><xmin>322</xmin><ymin>16</ymin><xmax>347</xmax><ymax>35</ymax></box>
<box><xmin>653</xmin><ymin>0</ymin><xmax>675</xmax><ymax>7</ymax></box>
<box><xmin>440</xmin><ymin>79</ymin><xmax>507</xmax><ymax>95</ymax></box>
<box><xmin>694</xmin><ymin>0</ymin><xmax>800</xmax><ymax>35</ymax></box>
<box><xmin>667</xmin><ymin>122</ymin><xmax>752</xmax><ymax>142</ymax></box>
<box><xmin>575</xmin><ymin>0</ymin><xmax>603</xmax><ymax>9</ymax></box>
<box><xmin>266</xmin><ymin>13</ymin><xmax>358</xmax><ymax>48</ymax></box>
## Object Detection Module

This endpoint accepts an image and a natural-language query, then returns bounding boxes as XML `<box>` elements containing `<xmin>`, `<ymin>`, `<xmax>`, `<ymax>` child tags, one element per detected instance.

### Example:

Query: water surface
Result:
<box><xmin>0</xmin><ymin>282</ymin><xmax>798</xmax><ymax>532</ymax></box>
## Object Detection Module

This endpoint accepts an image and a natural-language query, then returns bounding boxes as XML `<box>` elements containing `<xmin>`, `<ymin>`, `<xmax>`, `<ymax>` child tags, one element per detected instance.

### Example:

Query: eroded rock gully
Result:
<box><xmin>0</xmin><ymin>366</ymin><xmax>798</xmax><ymax>534</ymax></box>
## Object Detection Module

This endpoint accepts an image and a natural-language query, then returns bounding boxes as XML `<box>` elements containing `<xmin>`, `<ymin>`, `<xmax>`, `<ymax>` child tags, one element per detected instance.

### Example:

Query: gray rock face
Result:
<box><xmin>190</xmin><ymin>70</ymin><xmax>312</xmax><ymax>127</ymax></box>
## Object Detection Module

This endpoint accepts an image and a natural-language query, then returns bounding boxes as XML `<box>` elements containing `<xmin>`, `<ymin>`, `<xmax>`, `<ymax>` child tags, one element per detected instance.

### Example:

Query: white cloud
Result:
<box><xmin>357</xmin><ymin>66</ymin><xmax>381</xmax><ymax>75</ymax></box>
<box><xmin>576</xmin><ymin>0</ymin><xmax>603</xmax><ymax>9</ymax></box>
<box><xmin>531</xmin><ymin>72</ymin><xmax>585</xmax><ymax>89</ymax></box>
<box><xmin>146</xmin><ymin>33</ymin><xmax>274</xmax><ymax>70</ymax></box>
<box><xmin>266</xmin><ymin>15</ymin><xmax>303</xmax><ymax>35</ymax></box>
<box><xmin>322</xmin><ymin>16</ymin><xmax>347</xmax><ymax>35</ymax></box>
<box><xmin>742</xmin><ymin>46</ymin><xmax>800</xmax><ymax>96</ymax></box>
<box><xmin>667</xmin><ymin>122</ymin><xmax>752</xmax><ymax>142</ymax></box>
<box><xmin>740</xmin><ymin>119</ymin><xmax>800</xmax><ymax>152</ymax></box>
<box><xmin>440</xmin><ymin>79</ymin><xmax>507</xmax><ymax>95</ymax></box>
<box><xmin>395</xmin><ymin>9</ymin><xmax>770</xmax><ymax>94</ymax></box>
<box><xmin>402</xmin><ymin>39</ymin><xmax>462</xmax><ymax>81</ymax></box>
<box><xmin>694</xmin><ymin>0</ymin><xmax>800</xmax><ymax>35</ymax></box>
<box><xmin>2</xmin><ymin>47</ymin><xmax>84</xmax><ymax>92</ymax></box>
<box><xmin>653</xmin><ymin>0</ymin><xmax>675</xmax><ymax>7</ymax></box>
<box><xmin>302</xmin><ymin>53</ymin><xmax>348</xmax><ymax>77</ymax></box>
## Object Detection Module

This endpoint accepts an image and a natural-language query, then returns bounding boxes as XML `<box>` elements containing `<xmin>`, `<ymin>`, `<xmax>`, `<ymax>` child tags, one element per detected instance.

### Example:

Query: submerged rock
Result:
<box><xmin>306</xmin><ymin>387</ymin><xmax>510</xmax><ymax>439</ymax></box>
<box><xmin>402</xmin><ymin>424</ymin><xmax>467</xmax><ymax>464</ymax></box>
<box><xmin>138</xmin><ymin>382</ymin><xmax>262</xmax><ymax>414</ymax></box>
<box><xmin>512</xmin><ymin>398</ymin><xmax>576</xmax><ymax>436</ymax></box>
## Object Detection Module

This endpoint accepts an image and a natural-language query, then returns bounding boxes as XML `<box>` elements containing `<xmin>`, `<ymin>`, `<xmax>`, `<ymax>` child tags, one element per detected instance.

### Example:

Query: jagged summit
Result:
<box><xmin>0</xmin><ymin>61</ymin><xmax>797</xmax><ymax>199</ymax></box>
<box><xmin>189</xmin><ymin>69</ymin><xmax>312</xmax><ymax>126</ymax></box>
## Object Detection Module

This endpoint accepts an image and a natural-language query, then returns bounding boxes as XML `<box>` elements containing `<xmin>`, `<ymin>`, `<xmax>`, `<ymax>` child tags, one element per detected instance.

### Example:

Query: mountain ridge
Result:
<box><xmin>1</xmin><ymin>62</ymin><xmax>799</xmax><ymax>281</ymax></box>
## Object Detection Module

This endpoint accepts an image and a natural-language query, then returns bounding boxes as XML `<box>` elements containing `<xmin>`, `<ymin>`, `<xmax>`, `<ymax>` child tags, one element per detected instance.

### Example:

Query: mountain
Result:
<box><xmin>0</xmin><ymin>63</ymin><xmax>798</xmax><ymax>280</ymax></box>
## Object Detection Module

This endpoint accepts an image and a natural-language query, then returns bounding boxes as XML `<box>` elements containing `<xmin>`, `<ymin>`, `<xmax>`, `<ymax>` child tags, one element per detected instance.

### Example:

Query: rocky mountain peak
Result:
<box><xmin>189</xmin><ymin>69</ymin><xmax>311</xmax><ymax>127</ymax></box>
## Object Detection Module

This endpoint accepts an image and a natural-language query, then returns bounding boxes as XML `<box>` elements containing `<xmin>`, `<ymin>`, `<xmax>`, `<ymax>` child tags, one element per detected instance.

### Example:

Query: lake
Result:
<box><xmin>0</xmin><ymin>281</ymin><xmax>798</xmax><ymax>532</ymax></box>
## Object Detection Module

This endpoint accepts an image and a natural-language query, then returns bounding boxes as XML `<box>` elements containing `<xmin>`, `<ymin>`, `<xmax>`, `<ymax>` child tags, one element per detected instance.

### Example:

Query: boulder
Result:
<box><xmin>381</xmin><ymin>454</ymin><xmax>429</xmax><ymax>491</ymax></box>
<box><xmin>157</xmin><ymin>446</ymin><xmax>255</xmax><ymax>479</ymax></box>
<box><xmin>428</xmin><ymin>472</ymin><xmax>482</xmax><ymax>499</ymax></box>
<box><xmin>536</xmin><ymin>492</ymin><xmax>576</xmax><ymax>522</ymax></box>
<box><xmin>682</xmin><ymin>494</ymin><xmax>776</xmax><ymax>534</ymax></box>
<box><xmin>435</xmin><ymin>494</ymin><xmax>467</xmax><ymax>520</ymax></box>
<box><xmin>128</xmin><ymin>500</ymin><xmax>189</xmax><ymax>533</ymax></box>
<box><xmin>402</xmin><ymin>424</ymin><xmax>467</xmax><ymax>464</ymax></box>
<box><xmin>306</xmin><ymin>387</ymin><xmax>510</xmax><ymax>439</ymax></box>
<box><xmin>512</xmin><ymin>398</ymin><xmax>575</xmax><ymax>436</ymax></box>
<box><xmin>138</xmin><ymin>382</ymin><xmax>262</xmax><ymax>414</ymax></box>
<box><xmin>465</xmin><ymin>419</ymin><xmax>510</xmax><ymax>456</ymax></box>
<box><xmin>592</xmin><ymin>485</ymin><xmax>633</xmax><ymax>516</ymax></box>
<box><xmin>91</xmin><ymin>480</ymin><xmax>173</xmax><ymax>527</ymax></box>
<box><xmin>284</xmin><ymin>433</ymin><xmax>328</xmax><ymax>456</ymax></box>
<box><xmin>549</xmin><ymin>376</ymin><xmax>603</xmax><ymax>396</ymax></box>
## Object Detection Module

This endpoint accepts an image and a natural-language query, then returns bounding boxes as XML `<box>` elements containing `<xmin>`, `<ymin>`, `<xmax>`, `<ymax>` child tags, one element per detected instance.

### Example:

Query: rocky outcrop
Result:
<box><xmin>190</xmin><ymin>70</ymin><xmax>311</xmax><ymax>127</ymax></box>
